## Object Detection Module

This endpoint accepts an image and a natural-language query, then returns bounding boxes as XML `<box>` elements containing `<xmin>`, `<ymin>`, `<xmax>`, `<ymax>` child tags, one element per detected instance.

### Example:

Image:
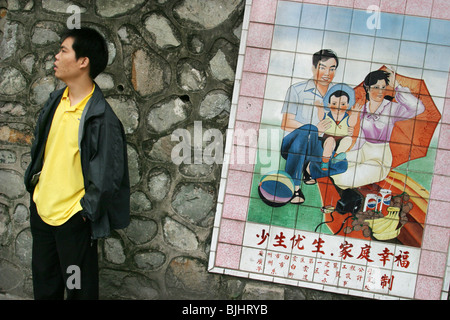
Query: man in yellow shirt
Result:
<box><xmin>24</xmin><ymin>28</ymin><xmax>130</xmax><ymax>299</ymax></box>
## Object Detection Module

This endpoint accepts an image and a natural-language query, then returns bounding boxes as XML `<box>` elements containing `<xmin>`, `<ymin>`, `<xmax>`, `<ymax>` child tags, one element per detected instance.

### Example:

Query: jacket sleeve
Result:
<box><xmin>80</xmin><ymin>114</ymin><xmax>126</xmax><ymax>222</ymax></box>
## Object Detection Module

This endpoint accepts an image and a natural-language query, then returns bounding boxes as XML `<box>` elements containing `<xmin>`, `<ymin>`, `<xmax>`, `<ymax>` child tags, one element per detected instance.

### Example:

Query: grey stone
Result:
<box><xmin>199</xmin><ymin>90</ymin><xmax>231</xmax><ymax>119</ymax></box>
<box><xmin>130</xmin><ymin>191</ymin><xmax>152</xmax><ymax>213</ymax></box>
<box><xmin>0</xmin><ymin>204</ymin><xmax>11</xmax><ymax>245</ymax></box>
<box><xmin>20</xmin><ymin>153</ymin><xmax>31</xmax><ymax>171</ymax></box>
<box><xmin>31</xmin><ymin>22</ymin><xmax>60</xmax><ymax>46</ymax></box>
<box><xmin>94</xmin><ymin>73</ymin><xmax>115</xmax><ymax>90</ymax></box>
<box><xmin>0</xmin><ymin>21</ymin><xmax>24</xmax><ymax>60</ymax></box>
<box><xmin>96</xmin><ymin>0</ymin><xmax>146</xmax><ymax>18</ymax></box>
<box><xmin>20</xmin><ymin>54</ymin><xmax>36</xmax><ymax>74</ymax></box>
<box><xmin>163</xmin><ymin>217</ymin><xmax>198</xmax><ymax>251</ymax></box>
<box><xmin>0</xmin><ymin>149</ymin><xmax>17</xmax><ymax>164</ymax></box>
<box><xmin>44</xmin><ymin>54</ymin><xmax>55</xmax><ymax>73</ymax></box>
<box><xmin>106</xmin><ymin>96</ymin><xmax>139</xmax><ymax>134</ymax></box>
<box><xmin>0</xmin><ymin>67</ymin><xmax>26</xmax><ymax>95</ymax></box>
<box><xmin>30</xmin><ymin>76</ymin><xmax>56</xmax><ymax>105</ymax></box>
<box><xmin>188</xmin><ymin>34</ymin><xmax>204</xmax><ymax>54</ymax></box>
<box><xmin>144</xmin><ymin>134</ymin><xmax>178</xmax><ymax>163</ymax></box>
<box><xmin>7</xmin><ymin>0</ymin><xmax>34</xmax><ymax>11</ymax></box>
<box><xmin>0</xmin><ymin>259</ymin><xmax>24</xmax><ymax>293</ymax></box>
<box><xmin>177</xmin><ymin>59</ymin><xmax>206</xmax><ymax>91</ymax></box>
<box><xmin>100</xmin><ymin>269</ymin><xmax>159</xmax><ymax>300</ymax></box>
<box><xmin>0</xmin><ymin>169</ymin><xmax>26</xmax><ymax>199</ymax></box>
<box><xmin>125</xmin><ymin>217</ymin><xmax>158</xmax><ymax>245</ymax></box>
<box><xmin>13</xmin><ymin>204</ymin><xmax>28</xmax><ymax>224</ymax></box>
<box><xmin>147</xmin><ymin>168</ymin><xmax>171</xmax><ymax>201</ymax></box>
<box><xmin>42</xmin><ymin>0</ymin><xmax>87</xmax><ymax>13</ymax></box>
<box><xmin>0</xmin><ymin>102</ymin><xmax>26</xmax><ymax>117</ymax></box>
<box><xmin>15</xmin><ymin>228</ymin><xmax>32</xmax><ymax>266</ymax></box>
<box><xmin>210</xmin><ymin>49</ymin><xmax>235</xmax><ymax>82</ymax></box>
<box><xmin>165</xmin><ymin>256</ymin><xmax>220</xmax><ymax>299</ymax></box>
<box><xmin>147</xmin><ymin>96</ymin><xmax>189</xmax><ymax>133</ymax></box>
<box><xmin>144</xmin><ymin>14</ymin><xmax>181</xmax><ymax>48</ymax></box>
<box><xmin>0</xmin><ymin>124</ymin><xmax>33</xmax><ymax>146</ymax></box>
<box><xmin>103</xmin><ymin>237</ymin><xmax>126</xmax><ymax>265</ymax></box>
<box><xmin>127</xmin><ymin>144</ymin><xmax>141</xmax><ymax>187</ymax></box>
<box><xmin>242</xmin><ymin>282</ymin><xmax>285</xmax><ymax>300</ymax></box>
<box><xmin>131</xmin><ymin>48</ymin><xmax>170</xmax><ymax>97</ymax></box>
<box><xmin>174</xmin><ymin>0</ymin><xmax>242</xmax><ymax>29</ymax></box>
<box><xmin>171</xmin><ymin>183</ymin><xmax>215</xmax><ymax>225</ymax></box>
<box><xmin>179</xmin><ymin>163</ymin><xmax>214</xmax><ymax>178</ymax></box>
<box><xmin>106</xmin><ymin>40</ymin><xmax>116</xmax><ymax>66</ymax></box>
<box><xmin>134</xmin><ymin>250</ymin><xmax>166</xmax><ymax>270</ymax></box>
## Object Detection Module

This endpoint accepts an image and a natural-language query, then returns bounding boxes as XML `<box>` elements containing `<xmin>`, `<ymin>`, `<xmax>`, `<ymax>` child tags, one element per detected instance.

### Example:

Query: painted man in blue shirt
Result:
<box><xmin>280</xmin><ymin>49</ymin><xmax>348</xmax><ymax>204</ymax></box>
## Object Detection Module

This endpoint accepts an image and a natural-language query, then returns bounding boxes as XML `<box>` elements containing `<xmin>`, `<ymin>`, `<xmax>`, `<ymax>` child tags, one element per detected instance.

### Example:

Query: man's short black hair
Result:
<box><xmin>312</xmin><ymin>49</ymin><xmax>339</xmax><ymax>69</ymax></box>
<box><xmin>61</xmin><ymin>27</ymin><xmax>108</xmax><ymax>79</ymax></box>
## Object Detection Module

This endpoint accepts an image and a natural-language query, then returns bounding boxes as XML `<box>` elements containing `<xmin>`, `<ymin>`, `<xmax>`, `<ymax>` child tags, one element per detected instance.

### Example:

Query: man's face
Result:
<box><xmin>54</xmin><ymin>37</ymin><xmax>86</xmax><ymax>82</ymax></box>
<box><xmin>312</xmin><ymin>58</ymin><xmax>337</xmax><ymax>86</ymax></box>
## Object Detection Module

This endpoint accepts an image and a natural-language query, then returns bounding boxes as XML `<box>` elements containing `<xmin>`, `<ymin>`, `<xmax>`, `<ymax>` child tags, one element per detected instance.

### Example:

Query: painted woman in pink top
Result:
<box><xmin>332</xmin><ymin>68</ymin><xmax>425</xmax><ymax>189</ymax></box>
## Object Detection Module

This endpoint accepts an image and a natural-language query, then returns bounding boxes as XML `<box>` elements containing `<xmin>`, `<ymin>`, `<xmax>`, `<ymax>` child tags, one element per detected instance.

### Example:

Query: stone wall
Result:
<box><xmin>0</xmin><ymin>0</ymin><xmax>354</xmax><ymax>300</ymax></box>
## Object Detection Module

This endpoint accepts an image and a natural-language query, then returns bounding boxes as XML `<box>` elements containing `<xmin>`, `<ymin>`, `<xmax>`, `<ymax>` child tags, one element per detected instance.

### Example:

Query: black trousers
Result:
<box><xmin>29</xmin><ymin>200</ymin><xmax>99</xmax><ymax>300</ymax></box>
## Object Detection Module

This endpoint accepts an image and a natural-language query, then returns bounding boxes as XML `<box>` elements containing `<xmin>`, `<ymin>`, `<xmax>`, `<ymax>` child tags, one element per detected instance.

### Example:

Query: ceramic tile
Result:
<box><xmin>434</xmin><ymin>149</ymin><xmax>450</xmax><ymax>176</ymax></box>
<box><xmin>246</xmin><ymin>22</ymin><xmax>273</xmax><ymax>49</ymax></box>
<box><xmin>430</xmin><ymin>175</ymin><xmax>450</xmax><ymax>202</ymax></box>
<box><xmin>275</xmin><ymin>1</ymin><xmax>303</xmax><ymax>27</ymax></box>
<box><xmin>418</xmin><ymin>250</ymin><xmax>447</xmax><ymax>278</ymax></box>
<box><xmin>229</xmin><ymin>144</ymin><xmax>257</xmax><ymax>172</ymax></box>
<box><xmin>218</xmin><ymin>218</ymin><xmax>246</xmax><ymax>245</ymax></box>
<box><xmin>209</xmin><ymin>0</ymin><xmax>450</xmax><ymax>300</ymax></box>
<box><xmin>402</xmin><ymin>15</ymin><xmax>430</xmax><ymax>42</ymax></box>
<box><xmin>240</xmin><ymin>72</ymin><xmax>267</xmax><ymax>98</ymax></box>
<box><xmin>233</xmin><ymin>120</ymin><xmax>259</xmax><ymax>147</ymax></box>
<box><xmin>222</xmin><ymin>194</ymin><xmax>250</xmax><ymax>221</ymax></box>
<box><xmin>325</xmin><ymin>6</ymin><xmax>354</xmax><ymax>33</ymax></box>
<box><xmin>215</xmin><ymin>243</ymin><xmax>242</xmax><ymax>269</ymax></box>
<box><xmin>249</xmin><ymin>0</ymin><xmax>278</xmax><ymax>24</ymax></box>
<box><xmin>225</xmin><ymin>169</ymin><xmax>254</xmax><ymax>197</ymax></box>
<box><xmin>353</xmin><ymin>0</ymin><xmax>380</xmax><ymax>10</ymax></box>
<box><xmin>405</xmin><ymin>0</ymin><xmax>433</xmax><ymax>17</ymax></box>
<box><xmin>428</xmin><ymin>19</ymin><xmax>450</xmax><ymax>46</ymax></box>
<box><xmin>380</xmin><ymin>0</ymin><xmax>406</xmax><ymax>14</ymax></box>
<box><xmin>431</xmin><ymin>0</ymin><xmax>450</xmax><ymax>20</ymax></box>
<box><xmin>415</xmin><ymin>275</ymin><xmax>443</xmax><ymax>300</ymax></box>
<box><xmin>426</xmin><ymin>199</ymin><xmax>450</xmax><ymax>228</ymax></box>
<box><xmin>422</xmin><ymin>224</ymin><xmax>450</xmax><ymax>253</ymax></box>
<box><xmin>243</xmin><ymin>47</ymin><xmax>271</xmax><ymax>74</ymax></box>
<box><xmin>443</xmin><ymin>99</ymin><xmax>450</xmax><ymax>124</ymax></box>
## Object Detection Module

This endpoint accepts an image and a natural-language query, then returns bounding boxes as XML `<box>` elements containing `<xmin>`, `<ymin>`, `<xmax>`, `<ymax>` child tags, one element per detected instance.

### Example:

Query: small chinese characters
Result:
<box><xmin>240</xmin><ymin>223</ymin><xmax>419</xmax><ymax>298</ymax></box>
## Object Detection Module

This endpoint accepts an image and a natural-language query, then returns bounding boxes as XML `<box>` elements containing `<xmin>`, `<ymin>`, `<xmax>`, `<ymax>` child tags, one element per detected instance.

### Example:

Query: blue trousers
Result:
<box><xmin>281</xmin><ymin>125</ymin><xmax>347</xmax><ymax>186</ymax></box>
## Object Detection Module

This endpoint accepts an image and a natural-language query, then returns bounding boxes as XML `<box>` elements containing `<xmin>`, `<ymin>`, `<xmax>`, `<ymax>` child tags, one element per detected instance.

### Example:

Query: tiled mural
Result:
<box><xmin>209</xmin><ymin>0</ymin><xmax>450</xmax><ymax>300</ymax></box>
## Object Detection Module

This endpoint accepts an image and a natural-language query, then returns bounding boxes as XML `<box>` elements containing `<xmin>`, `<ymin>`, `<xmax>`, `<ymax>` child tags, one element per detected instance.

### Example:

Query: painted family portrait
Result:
<box><xmin>248</xmin><ymin>3</ymin><xmax>444</xmax><ymax>249</ymax></box>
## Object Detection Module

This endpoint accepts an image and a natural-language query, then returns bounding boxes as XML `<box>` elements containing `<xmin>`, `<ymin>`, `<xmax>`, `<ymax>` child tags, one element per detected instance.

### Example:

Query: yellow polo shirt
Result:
<box><xmin>33</xmin><ymin>85</ymin><xmax>94</xmax><ymax>226</ymax></box>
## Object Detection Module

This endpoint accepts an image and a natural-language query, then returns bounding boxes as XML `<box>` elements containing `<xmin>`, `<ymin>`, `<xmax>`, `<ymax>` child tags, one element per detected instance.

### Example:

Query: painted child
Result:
<box><xmin>317</xmin><ymin>83</ymin><xmax>362</xmax><ymax>171</ymax></box>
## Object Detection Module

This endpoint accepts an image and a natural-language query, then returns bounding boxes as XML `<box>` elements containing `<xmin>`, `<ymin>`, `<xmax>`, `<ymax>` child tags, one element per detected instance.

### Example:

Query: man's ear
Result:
<box><xmin>79</xmin><ymin>56</ymin><xmax>90</xmax><ymax>70</ymax></box>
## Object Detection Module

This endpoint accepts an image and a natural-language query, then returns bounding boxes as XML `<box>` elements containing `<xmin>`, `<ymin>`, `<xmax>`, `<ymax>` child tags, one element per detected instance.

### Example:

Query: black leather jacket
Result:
<box><xmin>24</xmin><ymin>84</ymin><xmax>130</xmax><ymax>239</ymax></box>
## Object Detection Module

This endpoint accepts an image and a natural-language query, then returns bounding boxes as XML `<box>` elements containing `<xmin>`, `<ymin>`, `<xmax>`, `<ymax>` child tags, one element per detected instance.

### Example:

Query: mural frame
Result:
<box><xmin>209</xmin><ymin>0</ymin><xmax>450</xmax><ymax>300</ymax></box>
